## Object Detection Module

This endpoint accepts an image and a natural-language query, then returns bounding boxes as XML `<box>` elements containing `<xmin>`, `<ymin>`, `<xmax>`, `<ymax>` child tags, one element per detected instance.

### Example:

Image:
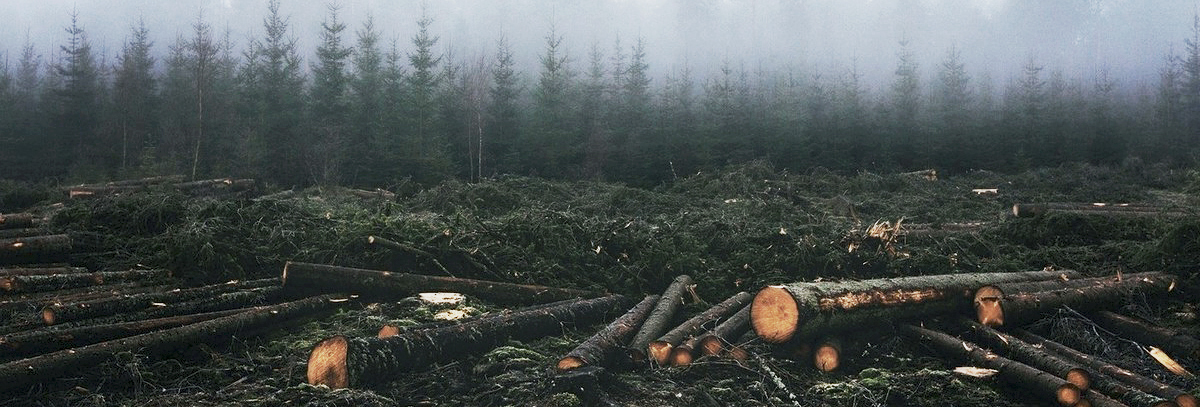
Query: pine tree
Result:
<box><xmin>487</xmin><ymin>35</ymin><xmax>521</xmax><ymax>174</ymax></box>
<box><xmin>54</xmin><ymin>11</ymin><xmax>102</xmax><ymax>176</ymax></box>
<box><xmin>349</xmin><ymin>15</ymin><xmax>385</xmax><ymax>184</ymax></box>
<box><xmin>407</xmin><ymin>8</ymin><xmax>445</xmax><ymax>166</ymax></box>
<box><xmin>187</xmin><ymin>14</ymin><xmax>219</xmax><ymax>179</ymax></box>
<box><xmin>1182</xmin><ymin>13</ymin><xmax>1200</xmax><ymax>146</ymax></box>
<box><xmin>112</xmin><ymin>19</ymin><xmax>157</xmax><ymax>172</ymax></box>
<box><xmin>1156</xmin><ymin>49</ymin><xmax>1185</xmax><ymax>160</ymax></box>
<box><xmin>657</xmin><ymin>64</ymin><xmax>699</xmax><ymax>175</ymax></box>
<box><xmin>934</xmin><ymin>45</ymin><xmax>972</xmax><ymax>170</ymax></box>
<box><xmin>309</xmin><ymin>3</ymin><xmax>353</xmax><ymax>184</ymax></box>
<box><xmin>581</xmin><ymin>42</ymin><xmax>609</xmax><ymax>178</ymax></box>
<box><xmin>528</xmin><ymin>24</ymin><xmax>577</xmax><ymax>176</ymax></box>
<box><xmin>614</xmin><ymin>37</ymin><xmax>652</xmax><ymax>181</ymax></box>
<box><xmin>242</xmin><ymin>0</ymin><xmax>306</xmax><ymax>185</ymax></box>
<box><xmin>890</xmin><ymin>39</ymin><xmax>922</xmax><ymax>167</ymax></box>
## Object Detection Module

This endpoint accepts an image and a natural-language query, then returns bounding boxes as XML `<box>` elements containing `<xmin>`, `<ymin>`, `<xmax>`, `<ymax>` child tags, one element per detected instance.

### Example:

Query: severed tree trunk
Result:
<box><xmin>899</xmin><ymin>324</ymin><xmax>1082</xmax><ymax>407</ymax></box>
<box><xmin>1</xmin><ymin>269</ymin><xmax>168</xmax><ymax>294</ymax></box>
<box><xmin>0</xmin><ymin>234</ymin><xmax>72</xmax><ymax>264</ymax></box>
<box><xmin>1012</xmin><ymin>329</ymin><xmax>1190</xmax><ymax>407</ymax></box>
<box><xmin>1</xmin><ymin>308</ymin><xmax>246</xmax><ymax>357</ymax></box>
<box><xmin>813</xmin><ymin>336</ymin><xmax>842</xmax><ymax>372</ymax></box>
<box><xmin>1012</xmin><ymin>203</ymin><xmax>1188</xmax><ymax>218</ymax></box>
<box><xmin>960</xmin><ymin>319</ymin><xmax>1090</xmax><ymax>391</ymax></box>
<box><xmin>0</xmin><ymin>282</ymin><xmax>171</xmax><ymax>312</ymax></box>
<box><xmin>42</xmin><ymin>278</ymin><xmax>278</xmax><ymax>325</ymax></box>
<box><xmin>344</xmin><ymin>188</ymin><xmax>396</xmax><ymax>200</ymax></box>
<box><xmin>0</xmin><ymin>213</ymin><xmax>35</xmax><ymax>230</ymax></box>
<box><xmin>975</xmin><ymin>273</ymin><xmax>1177</xmax><ymax>327</ymax></box>
<box><xmin>974</xmin><ymin>272</ymin><xmax>1166</xmax><ymax>326</ymax></box>
<box><xmin>282</xmin><ymin>262</ymin><xmax>597</xmax><ymax>305</ymax></box>
<box><xmin>697</xmin><ymin>304</ymin><xmax>751</xmax><ymax>357</ymax></box>
<box><xmin>628</xmin><ymin>275</ymin><xmax>694</xmax><ymax>363</ymax></box>
<box><xmin>101</xmin><ymin>175</ymin><xmax>186</xmax><ymax>187</ymax></box>
<box><xmin>1090</xmin><ymin>310</ymin><xmax>1200</xmax><ymax>360</ymax></box>
<box><xmin>0</xmin><ymin>267</ymin><xmax>88</xmax><ymax>277</ymax></box>
<box><xmin>127</xmin><ymin>286</ymin><xmax>282</xmax><ymax>322</ymax></box>
<box><xmin>367</xmin><ymin>235</ymin><xmax>451</xmax><ymax>276</ymax></box>
<box><xmin>307</xmin><ymin>295</ymin><xmax>628</xmax><ymax>388</ymax></box>
<box><xmin>0</xmin><ymin>228</ymin><xmax>44</xmax><ymax>239</ymax></box>
<box><xmin>557</xmin><ymin>294</ymin><xmax>660</xmax><ymax>371</ymax></box>
<box><xmin>651</xmin><ymin>291</ymin><xmax>753</xmax><ymax>366</ymax></box>
<box><xmin>0</xmin><ymin>294</ymin><xmax>348</xmax><ymax>393</ymax></box>
<box><xmin>752</xmin><ymin>270</ymin><xmax>1080</xmax><ymax>344</ymax></box>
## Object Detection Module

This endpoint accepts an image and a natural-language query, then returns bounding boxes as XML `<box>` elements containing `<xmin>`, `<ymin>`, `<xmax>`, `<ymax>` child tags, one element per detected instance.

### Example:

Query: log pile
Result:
<box><xmin>66</xmin><ymin>176</ymin><xmax>256</xmax><ymax>199</ymax></box>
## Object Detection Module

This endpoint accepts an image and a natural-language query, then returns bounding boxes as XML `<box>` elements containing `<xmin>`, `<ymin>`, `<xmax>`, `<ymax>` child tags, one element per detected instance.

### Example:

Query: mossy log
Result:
<box><xmin>0</xmin><ymin>282</ymin><xmax>170</xmax><ymax>312</ymax></box>
<box><xmin>628</xmin><ymin>274</ymin><xmax>694</xmax><ymax>362</ymax></box>
<box><xmin>651</xmin><ymin>291</ymin><xmax>752</xmax><ymax>366</ymax></box>
<box><xmin>1012</xmin><ymin>203</ymin><xmax>1188</xmax><ymax>218</ymax></box>
<box><xmin>0</xmin><ymin>228</ymin><xmax>43</xmax><ymax>239</ymax></box>
<box><xmin>1090</xmin><ymin>310</ymin><xmax>1200</xmax><ymax>360</ymax></box>
<box><xmin>752</xmin><ymin>270</ymin><xmax>1081</xmax><ymax>344</ymax></box>
<box><xmin>307</xmin><ymin>295</ymin><xmax>628</xmax><ymax>388</ymax></box>
<box><xmin>1</xmin><ymin>269</ymin><xmax>168</xmax><ymax>294</ymax></box>
<box><xmin>281</xmin><ymin>262</ymin><xmax>597</xmax><ymax>305</ymax></box>
<box><xmin>961</xmin><ymin>319</ymin><xmax>1090</xmax><ymax>391</ymax></box>
<box><xmin>1</xmin><ymin>308</ymin><xmax>246</xmax><ymax>357</ymax></box>
<box><xmin>975</xmin><ymin>273</ymin><xmax>1176</xmax><ymax>327</ymax></box>
<box><xmin>130</xmin><ymin>286</ymin><xmax>282</xmax><ymax>322</ymax></box>
<box><xmin>557</xmin><ymin>294</ymin><xmax>660</xmax><ymax>371</ymax></box>
<box><xmin>697</xmin><ymin>304</ymin><xmax>751</xmax><ymax>357</ymax></box>
<box><xmin>899</xmin><ymin>324</ymin><xmax>1082</xmax><ymax>407</ymax></box>
<box><xmin>42</xmin><ymin>278</ymin><xmax>278</xmax><ymax>325</ymax></box>
<box><xmin>1012</xmin><ymin>329</ymin><xmax>1190</xmax><ymax>407</ymax></box>
<box><xmin>0</xmin><ymin>213</ymin><xmax>35</xmax><ymax>230</ymax></box>
<box><xmin>0</xmin><ymin>234</ymin><xmax>72</xmax><ymax>264</ymax></box>
<box><xmin>0</xmin><ymin>294</ymin><xmax>348</xmax><ymax>393</ymax></box>
<box><xmin>0</xmin><ymin>266</ymin><xmax>88</xmax><ymax>277</ymax></box>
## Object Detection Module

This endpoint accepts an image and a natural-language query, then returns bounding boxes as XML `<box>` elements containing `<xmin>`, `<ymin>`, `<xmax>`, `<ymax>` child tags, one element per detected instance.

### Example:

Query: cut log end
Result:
<box><xmin>556</xmin><ymin>356</ymin><xmax>585</xmax><ymax>372</ymax></box>
<box><xmin>814</xmin><ymin>343</ymin><xmax>840</xmax><ymax>372</ymax></box>
<box><xmin>699</xmin><ymin>335</ymin><xmax>723</xmax><ymax>356</ymax></box>
<box><xmin>1179</xmin><ymin>394</ymin><xmax>1199</xmax><ymax>407</ymax></box>
<box><xmin>1057</xmin><ymin>384</ymin><xmax>1082</xmax><ymax>407</ymax></box>
<box><xmin>0</xmin><ymin>278</ymin><xmax>12</xmax><ymax>291</ymax></box>
<box><xmin>751</xmin><ymin>286</ymin><xmax>798</xmax><ymax>344</ymax></box>
<box><xmin>41</xmin><ymin>308</ymin><xmax>57</xmax><ymax>325</ymax></box>
<box><xmin>377</xmin><ymin>325</ymin><xmax>400</xmax><ymax>338</ymax></box>
<box><xmin>367</xmin><ymin>236</ymin><xmax>377</xmax><ymax>244</ymax></box>
<box><xmin>648</xmin><ymin>341</ymin><xmax>673</xmax><ymax>365</ymax></box>
<box><xmin>1065</xmin><ymin>368</ymin><xmax>1090</xmax><ymax>392</ymax></box>
<box><xmin>727</xmin><ymin>346</ymin><xmax>749</xmax><ymax>361</ymax></box>
<box><xmin>974</xmin><ymin>286</ymin><xmax>1004</xmax><ymax>327</ymax></box>
<box><xmin>307</xmin><ymin>335</ymin><xmax>350</xmax><ymax>389</ymax></box>
<box><xmin>1153</xmin><ymin>401</ymin><xmax>1179</xmax><ymax>407</ymax></box>
<box><xmin>671</xmin><ymin>346</ymin><xmax>694</xmax><ymax>367</ymax></box>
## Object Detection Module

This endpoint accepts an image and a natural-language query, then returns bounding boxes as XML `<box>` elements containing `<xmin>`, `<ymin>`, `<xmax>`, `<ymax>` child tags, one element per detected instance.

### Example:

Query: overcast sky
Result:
<box><xmin>2</xmin><ymin>0</ymin><xmax>1197</xmax><ymax>88</ymax></box>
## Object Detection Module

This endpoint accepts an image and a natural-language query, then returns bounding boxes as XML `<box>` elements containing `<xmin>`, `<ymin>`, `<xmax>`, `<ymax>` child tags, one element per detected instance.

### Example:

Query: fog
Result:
<box><xmin>2</xmin><ymin>0</ymin><xmax>1196</xmax><ymax>87</ymax></box>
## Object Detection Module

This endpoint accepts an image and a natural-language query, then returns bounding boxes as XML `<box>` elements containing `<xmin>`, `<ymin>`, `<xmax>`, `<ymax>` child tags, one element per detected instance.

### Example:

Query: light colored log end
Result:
<box><xmin>814</xmin><ymin>342</ymin><xmax>840</xmax><ymax>372</ymax></box>
<box><xmin>280</xmin><ymin>262</ymin><xmax>293</xmax><ymax>286</ymax></box>
<box><xmin>1065</xmin><ymin>368</ymin><xmax>1090</xmax><ymax>392</ymax></box>
<box><xmin>1178</xmin><ymin>394</ymin><xmax>1199</xmax><ymax>407</ymax></box>
<box><xmin>648</xmin><ymin>341</ymin><xmax>673</xmax><ymax>366</ymax></box>
<box><xmin>726</xmin><ymin>346</ymin><xmax>749</xmax><ymax>361</ymax></box>
<box><xmin>41</xmin><ymin>307</ymin><xmax>56</xmax><ymax>325</ymax></box>
<box><xmin>556</xmin><ymin>356</ymin><xmax>585</xmax><ymax>372</ymax></box>
<box><xmin>974</xmin><ymin>286</ymin><xmax>1004</xmax><ymax>327</ymax></box>
<box><xmin>0</xmin><ymin>278</ymin><xmax>13</xmax><ymax>292</ymax></box>
<box><xmin>367</xmin><ymin>236</ymin><xmax>377</xmax><ymax>244</ymax></box>
<box><xmin>377</xmin><ymin>325</ymin><xmax>400</xmax><ymax>338</ymax></box>
<box><xmin>751</xmin><ymin>286</ymin><xmax>799</xmax><ymax>344</ymax></box>
<box><xmin>698</xmin><ymin>335</ymin><xmax>723</xmax><ymax>356</ymax></box>
<box><xmin>1056</xmin><ymin>384</ymin><xmax>1081</xmax><ymax>407</ymax></box>
<box><xmin>308</xmin><ymin>335</ymin><xmax>350</xmax><ymax>389</ymax></box>
<box><xmin>671</xmin><ymin>346</ymin><xmax>694</xmax><ymax>367</ymax></box>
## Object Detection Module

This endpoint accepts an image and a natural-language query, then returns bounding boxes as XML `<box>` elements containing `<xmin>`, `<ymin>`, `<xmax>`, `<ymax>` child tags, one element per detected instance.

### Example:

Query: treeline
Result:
<box><xmin>2</xmin><ymin>2</ymin><xmax>1200</xmax><ymax>188</ymax></box>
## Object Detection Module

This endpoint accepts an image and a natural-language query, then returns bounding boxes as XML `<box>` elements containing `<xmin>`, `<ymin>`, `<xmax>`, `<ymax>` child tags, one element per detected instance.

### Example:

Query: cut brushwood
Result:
<box><xmin>974</xmin><ymin>273</ymin><xmax>1176</xmax><ymax>327</ymax></box>
<box><xmin>960</xmin><ymin>318</ymin><xmax>1090</xmax><ymax>391</ymax></box>
<box><xmin>0</xmin><ymin>213</ymin><xmax>35</xmax><ymax>230</ymax></box>
<box><xmin>0</xmin><ymin>294</ymin><xmax>348</xmax><ymax>393</ymax></box>
<box><xmin>281</xmin><ymin>262</ymin><xmax>597</xmax><ymax>305</ymax></box>
<box><xmin>1090</xmin><ymin>310</ymin><xmax>1200</xmax><ymax>360</ymax></box>
<box><xmin>307</xmin><ymin>295</ymin><xmax>627</xmax><ymax>388</ymax></box>
<box><xmin>1012</xmin><ymin>203</ymin><xmax>1189</xmax><ymax>218</ymax></box>
<box><xmin>697</xmin><ymin>304</ymin><xmax>752</xmax><ymax>357</ymax></box>
<box><xmin>1</xmin><ymin>269</ymin><xmax>168</xmax><ymax>294</ymax></box>
<box><xmin>628</xmin><ymin>275</ymin><xmax>694</xmax><ymax>363</ymax></box>
<box><xmin>1</xmin><ymin>308</ymin><xmax>246</xmax><ymax>357</ymax></box>
<box><xmin>0</xmin><ymin>234</ymin><xmax>72</xmax><ymax>264</ymax></box>
<box><xmin>557</xmin><ymin>294</ymin><xmax>660</xmax><ymax>371</ymax></box>
<box><xmin>651</xmin><ymin>291</ymin><xmax>752</xmax><ymax>366</ymax></box>
<box><xmin>752</xmin><ymin>270</ymin><xmax>1081</xmax><ymax>344</ymax></box>
<box><xmin>899</xmin><ymin>324</ymin><xmax>1082</xmax><ymax>407</ymax></box>
<box><xmin>1012</xmin><ymin>329</ymin><xmax>1192</xmax><ymax>407</ymax></box>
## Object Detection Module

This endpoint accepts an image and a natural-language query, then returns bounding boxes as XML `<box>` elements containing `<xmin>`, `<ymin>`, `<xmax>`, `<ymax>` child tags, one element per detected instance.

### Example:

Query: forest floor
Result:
<box><xmin>2</xmin><ymin>160</ymin><xmax>1199</xmax><ymax>406</ymax></box>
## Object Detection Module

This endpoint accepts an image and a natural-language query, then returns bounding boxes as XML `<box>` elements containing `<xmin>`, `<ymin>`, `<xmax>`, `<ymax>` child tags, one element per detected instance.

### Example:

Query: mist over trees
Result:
<box><xmin>2</xmin><ymin>2</ymin><xmax>1200</xmax><ymax>188</ymax></box>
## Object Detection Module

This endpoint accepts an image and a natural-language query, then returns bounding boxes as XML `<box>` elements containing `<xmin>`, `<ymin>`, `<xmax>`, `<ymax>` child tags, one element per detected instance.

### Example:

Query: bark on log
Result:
<box><xmin>1013</xmin><ymin>203</ymin><xmax>1188</xmax><ymax>218</ymax></box>
<box><xmin>961</xmin><ymin>319</ymin><xmax>1091</xmax><ymax>391</ymax></box>
<box><xmin>101</xmin><ymin>175</ymin><xmax>186</xmax><ymax>187</ymax></box>
<box><xmin>0</xmin><ymin>234</ymin><xmax>72</xmax><ymax>264</ymax></box>
<box><xmin>42</xmin><ymin>278</ymin><xmax>278</xmax><ymax>325</ymax></box>
<box><xmin>0</xmin><ymin>228</ymin><xmax>43</xmax><ymax>239</ymax></box>
<box><xmin>976</xmin><ymin>273</ymin><xmax>1176</xmax><ymax>327</ymax></box>
<box><xmin>0</xmin><ymin>282</ymin><xmax>169</xmax><ymax>312</ymax></box>
<box><xmin>1090</xmin><ymin>310</ymin><xmax>1200</xmax><ymax>360</ymax></box>
<box><xmin>0</xmin><ymin>267</ymin><xmax>88</xmax><ymax>277</ymax></box>
<box><xmin>307</xmin><ymin>295</ymin><xmax>628</xmax><ymax>388</ymax></box>
<box><xmin>628</xmin><ymin>275</ymin><xmax>694</xmax><ymax>363</ymax></box>
<box><xmin>557</xmin><ymin>294</ymin><xmax>660</xmax><ymax>371</ymax></box>
<box><xmin>367</xmin><ymin>235</ymin><xmax>451</xmax><ymax>276</ymax></box>
<box><xmin>345</xmin><ymin>188</ymin><xmax>396</xmax><ymax>200</ymax></box>
<box><xmin>813</xmin><ymin>336</ymin><xmax>842</xmax><ymax>372</ymax></box>
<box><xmin>1</xmin><ymin>308</ymin><xmax>246</xmax><ymax>357</ymax></box>
<box><xmin>697</xmin><ymin>304</ymin><xmax>752</xmax><ymax>357</ymax></box>
<box><xmin>752</xmin><ymin>270</ymin><xmax>1081</xmax><ymax>344</ymax></box>
<box><xmin>1</xmin><ymin>269</ymin><xmax>168</xmax><ymax>294</ymax></box>
<box><xmin>129</xmin><ymin>286</ymin><xmax>282</xmax><ymax>322</ymax></box>
<box><xmin>0</xmin><ymin>213</ymin><xmax>35</xmax><ymax>230</ymax></box>
<box><xmin>650</xmin><ymin>291</ymin><xmax>753</xmax><ymax>366</ymax></box>
<box><xmin>0</xmin><ymin>294</ymin><xmax>348</xmax><ymax>393</ymax></box>
<box><xmin>1012</xmin><ymin>329</ymin><xmax>1191</xmax><ymax>407</ymax></box>
<box><xmin>282</xmin><ymin>262</ymin><xmax>597</xmax><ymax>305</ymax></box>
<box><xmin>899</xmin><ymin>324</ymin><xmax>1082</xmax><ymax>406</ymax></box>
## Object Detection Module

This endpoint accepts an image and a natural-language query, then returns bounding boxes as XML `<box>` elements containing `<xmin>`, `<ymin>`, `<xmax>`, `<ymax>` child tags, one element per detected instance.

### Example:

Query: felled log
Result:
<box><xmin>0</xmin><ymin>266</ymin><xmax>88</xmax><ymax>277</ymax></box>
<box><xmin>102</xmin><ymin>175</ymin><xmax>186</xmax><ymax>187</ymax></box>
<box><xmin>282</xmin><ymin>262</ymin><xmax>597</xmax><ymax>306</ymax></box>
<box><xmin>1012</xmin><ymin>203</ymin><xmax>1188</xmax><ymax>218</ymax></box>
<box><xmin>974</xmin><ymin>273</ymin><xmax>1176</xmax><ymax>327</ymax></box>
<box><xmin>0</xmin><ymin>213</ymin><xmax>35</xmax><ymax>230</ymax></box>
<box><xmin>557</xmin><ymin>294</ymin><xmax>660</xmax><ymax>371</ymax></box>
<box><xmin>1013</xmin><ymin>329</ymin><xmax>1192</xmax><ymax>407</ymax></box>
<box><xmin>1</xmin><ymin>308</ymin><xmax>246</xmax><ymax>357</ymax></box>
<box><xmin>307</xmin><ymin>295</ymin><xmax>627</xmax><ymax>388</ymax></box>
<box><xmin>0</xmin><ymin>294</ymin><xmax>348</xmax><ymax>393</ymax></box>
<box><xmin>752</xmin><ymin>270</ymin><xmax>1081</xmax><ymax>344</ymax></box>
<box><xmin>697</xmin><ymin>304</ymin><xmax>752</xmax><ymax>357</ymax></box>
<box><xmin>0</xmin><ymin>228</ymin><xmax>43</xmax><ymax>239</ymax></box>
<box><xmin>900</xmin><ymin>222</ymin><xmax>988</xmax><ymax>239</ymax></box>
<box><xmin>651</xmin><ymin>291</ymin><xmax>752</xmax><ymax>366</ymax></box>
<box><xmin>813</xmin><ymin>336</ymin><xmax>842</xmax><ymax>372</ymax></box>
<box><xmin>628</xmin><ymin>275</ymin><xmax>694</xmax><ymax>362</ymax></box>
<box><xmin>367</xmin><ymin>235</ymin><xmax>450</xmax><ymax>275</ymax></box>
<box><xmin>345</xmin><ymin>187</ymin><xmax>396</xmax><ymax>200</ymax></box>
<box><xmin>1090</xmin><ymin>310</ymin><xmax>1200</xmax><ymax>360</ymax></box>
<box><xmin>961</xmin><ymin>319</ymin><xmax>1090</xmax><ymax>391</ymax></box>
<box><xmin>0</xmin><ymin>234</ymin><xmax>72</xmax><ymax>264</ymax></box>
<box><xmin>42</xmin><ymin>278</ymin><xmax>278</xmax><ymax>325</ymax></box>
<box><xmin>899</xmin><ymin>324</ymin><xmax>1082</xmax><ymax>407</ymax></box>
<box><xmin>900</xmin><ymin>169</ymin><xmax>938</xmax><ymax>181</ymax></box>
<box><xmin>130</xmin><ymin>286</ymin><xmax>282</xmax><ymax>322</ymax></box>
<box><xmin>1</xmin><ymin>269</ymin><xmax>168</xmax><ymax>294</ymax></box>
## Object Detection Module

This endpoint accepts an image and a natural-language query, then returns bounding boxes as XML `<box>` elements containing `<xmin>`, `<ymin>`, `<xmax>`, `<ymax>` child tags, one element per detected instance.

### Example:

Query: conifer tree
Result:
<box><xmin>487</xmin><ymin>35</ymin><xmax>521</xmax><ymax>174</ymax></box>
<box><xmin>112</xmin><ymin>20</ymin><xmax>157</xmax><ymax>172</ymax></box>
<box><xmin>242</xmin><ymin>0</ymin><xmax>306</xmax><ymax>184</ymax></box>
<box><xmin>309</xmin><ymin>3</ymin><xmax>352</xmax><ymax>184</ymax></box>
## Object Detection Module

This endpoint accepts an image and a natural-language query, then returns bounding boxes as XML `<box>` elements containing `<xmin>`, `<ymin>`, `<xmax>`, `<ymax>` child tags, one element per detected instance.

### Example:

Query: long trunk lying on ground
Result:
<box><xmin>974</xmin><ymin>273</ymin><xmax>1176</xmax><ymax>327</ymax></box>
<box><xmin>0</xmin><ymin>294</ymin><xmax>348</xmax><ymax>393</ymax></box>
<box><xmin>653</xmin><ymin>291</ymin><xmax>753</xmax><ymax>366</ymax></box>
<box><xmin>1</xmin><ymin>308</ymin><xmax>246</xmax><ymax>357</ymax></box>
<box><xmin>41</xmin><ymin>278</ymin><xmax>278</xmax><ymax>325</ymax></box>
<box><xmin>0</xmin><ymin>228</ymin><xmax>44</xmax><ymax>239</ymax></box>
<box><xmin>1012</xmin><ymin>203</ymin><xmax>1188</xmax><ymax>218</ymax></box>
<box><xmin>0</xmin><ymin>213</ymin><xmax>35</xmax><ymax>230</ymax></box>
<box><xmin>960</xmin><ymin>318</ymin><xmax>1090</xmax><ymax>391</ymax></box>
<box><xmin>0</xmin><ymin>235</ymin><xmax>72</xmax><ymax>264</ymax></box>
<box><xmin>281</xmin><ymin>262</ymin><xmax>597</xmax><ymax>305</ymax></box>
<box><xmin>1012</xmin><ymin>329</ymin><xmax>1192</xmax><ymax>407</ymax></box>
<box><xmin>1</xmin><ymin>269</ymin><xmax>168</xmax><ymax>294</ymax></box>
<box><xmin>899</xmin><ymin>324</ymin><xmax>1082</xmax><ymax>407</ymax></box>
<box><xmin>101</xmin><ymin>175</ymin><xmax>186</xmax><ymax>187</ymax></box>
<box><xmin>557</xmin><ymin>294</ymin><xmax>660</xmax><ymax>371</ymax></box>
<box><xmin>752</xmin><ymin>270</ymin><xmax>1080</xmax><ymax>344</ymax></box>
<box><xmin>0</xmin><ymin>267</ymin><xmax>88</xmax><ymax>277</ymax></box>
<box><xmin>697</xmin><ymin>304</ymin><xmax>752</xmax><ymax>357</ymax></box>
<box><xmin>307</xmin><ymin>295</ymin><xmax>627</xmax><ymax>388</ymax></box>
<box><xmin>0</xmin><ymin>282</ymin><xmax>156</xmax><ymax>311</ymax></box>
<box><xmin>628</xmin><ymin>275</ymin><xmax>694</xmax><ymax>363</ymax></box>
<box><xmin>1090</xmin><ymin>310</ymin><xmax>1200</xmax><ymax>360</ymax></box>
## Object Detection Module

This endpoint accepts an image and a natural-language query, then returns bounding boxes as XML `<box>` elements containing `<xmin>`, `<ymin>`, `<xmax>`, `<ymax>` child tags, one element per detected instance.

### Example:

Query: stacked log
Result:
<box><xmin>960</xmin><ymin>319</ymin><xmax>1091</xmax><ymax>391</ymax></box>
<box><xmin>1</xmin><ymin>269</ymin><xmax>168</xmax><ymax>294</ymax></box>
<box><xmin>41</xmin><ymin>278</ymin><xmax>278</xmax><ymax>325</ymax></box>
<box><xmin>1012</xmin><ymin>203</ymin><xmax>1189</xmax><ymax>218</ymax></box>
<box><xmin>1089</xmin><ymin>311</ymin><xmax>1200</xmax><ymax>360</ymax></box>
<box><xmin>0</xmin><ymin>213</ymin><xmax>35</xmax><ymax>230</ymax></box>
<box><xmin>695</xmin><ymin>304</ymin><xmax>752</xmax><ymax>358</ymax></box>
<box><xmin>0</xmin><ymin>228</ymin><xmax>43</xmax><ymax>239</ymax></box>
<box><xmin>628</xmin><ymin>275</ymin><xmax>694</xmax><ymax>363</ymax></box>
<box><xmin>973</xmin><ymin>272</ymin><xmax>1176</xmax><ymax>327</ymax></box>
<box><xmin>1</xmin><ymin>308</ymin><xmax>246</xmax><ymax>357</ymax></box>
<box><xmin>0</xmin><ymin>282</ymin><xmax>172</xmax><ymax>312</ymax></box>
<box><xmin>557</xmin><ymin>294</ymin><xmax>660</xmax><ymax>371</ymax></box>
<box><xmin>0</xmin><ymin>234</ymin><xmax>72</xmax><ymax>265</ymax></box>
<box><xmin>655</xmin><ymin>291</ymin><xmax>752</xmax><ymax>366</ymax></box>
